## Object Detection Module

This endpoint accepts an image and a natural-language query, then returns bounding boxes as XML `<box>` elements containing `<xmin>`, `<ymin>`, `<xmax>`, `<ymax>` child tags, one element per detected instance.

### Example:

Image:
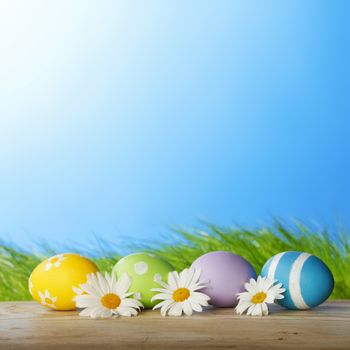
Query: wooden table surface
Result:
<box><xmin>0</xmin><ymin>301</ymin><xmax>349</xmax><ymax>350</ymax></box>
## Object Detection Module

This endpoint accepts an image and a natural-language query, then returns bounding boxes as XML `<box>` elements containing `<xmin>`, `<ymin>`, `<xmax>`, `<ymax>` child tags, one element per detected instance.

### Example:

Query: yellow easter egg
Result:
<box><xmin>29</xmin><ymin>253</ymin><xmax>99</xmax><ymax>310</ymax></box>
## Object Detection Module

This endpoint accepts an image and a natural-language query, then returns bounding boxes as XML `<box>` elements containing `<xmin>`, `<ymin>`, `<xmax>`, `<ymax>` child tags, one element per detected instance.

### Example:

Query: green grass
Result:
<box><xmin>1</xmin><ymin>221</ymin><xmax>349</xmax><ymax>301</ymax></box>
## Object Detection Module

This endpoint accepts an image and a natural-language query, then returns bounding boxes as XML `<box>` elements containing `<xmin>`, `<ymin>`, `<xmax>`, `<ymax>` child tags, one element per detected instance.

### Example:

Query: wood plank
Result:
<box><xmin>0</xmin><ymin>301</ymin><xmax>349</xmax><ymax>349</ymax></box>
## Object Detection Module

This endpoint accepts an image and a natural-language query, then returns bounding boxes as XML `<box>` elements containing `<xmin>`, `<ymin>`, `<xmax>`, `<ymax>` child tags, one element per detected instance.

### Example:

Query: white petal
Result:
<box><xmin>72</xmin><ymin>286</ymin><xmax>83</xmax><ymax>295</ymax></box>
<box><xmin>256</xmin><ymin>276</ymin><xmax>264</xmax><ymax>289</ymax></box>
<box><xmin>251</xmin><ymin>304</ymin><xmax>263</xmax><ymax>316</ymax></box>
<box><xmin>90</xmin><ymin>273</ymin><xmax>105</xmax><ymax>295</ymax></box>
<box><xmin>151</xmin><ymin>293</ymin><xmax>171</xmax><ymax>302</ymax></box>
<box><xmin>104</xmin><ymin>272</ymin><xmax>114</xmax><ymax>288</ymax></box>
<box><xmin>82</xmin><ymin>274</ymin><xmax>104</xmax><ymax>297</ymax></box>
<box><xmin>190</xmin><ymin>267</ymin><xmax>202</xmax><ymax>288</ymax></box>
<box><xmin>261</xmin><ymin>279</ymin><xmax>274</xmax><ymax>292</ymax></box>
<box><xmin>190</xmin><ymin>299</ymin><xmax>208</xmax><ymax>307</ymax></box>
<box><xmin>79</xmin><ymin>306</ymin><xmax>105</xmax><ymax>318</ymax></box>
<box><xmin>264</xmin><ymin>294</ymin><xmax>275</xmax><ymax>304</ymax></box>
<box><xmin>180</xmin><ymin>268</ymin><xmax>195</xmax><ymax>289</ymax></box>
<box><xmin>151</xmin><ymin>287</ymin><xmax>173</xmax><ymax>294</ymax></box>
<box><xmin>117</xmin><ymin>306</ymin><xmax>138</xmax><ymax>317</ymax></box>
<box><xmin>275</xmin><ymin>293</ymin><xmax>285</xmax><ymax>300</ymax></box>
<box><xmin>97</xmin><ymin>272</ymin><xmax>110</xmax><ymax>294</ymax></box>
<box><xmin>261</xmin><ymin>302</ymin><xmax>269</xmax><ymax>316</ymax></box>
<box><xmin>244</xmin><ymin>282</ymin><xmax>258</xmax><ymax>295</ymax></box>
<box><xmin>92</xmin><ymin>306</ymin><xmax>111</xmax><ymax>319</ymax></box>
<box><xmin>117</xmin><ymin>309</ymin><xmax>131</xmax><ymax>317</ymax></box>
<box><xmin>79</xmin><ymin>307</ymin><xmax>94</xmax><ymax>317</ymax></box>
<box><xmin>120</xmin><ymin>298</ymin><xmax>143</xmax><ymax>309</ymax></box>
<box><xmin>75</xmin><ymin>295</ymin><xmax>100</xmax><ymax>308</ymax></box>
<box><xmin>235</xmin><ymin>300</ymin><xmax>252</xmax><ymax>315</ymax></box>
<box><xmin>80</xmin><ymin>282</ymin><xmax>102</xmax><ymax>298</ymax></box>
<box><xmin>168</xmin><ymin>271</ymin><xmax>180</xmax><ymax>290</ymax></box>
<box><xmin>248</xmin><ymin>278</ymin><xmax>258</xmax><ymax>289</ymax></box>
<box><xmin>190</xmin><ymin>295</ymin><xmax>209</xmax><ymax>307</ymax></box>
<box><xmin>168</xmin><ymin>302</ymin><xmax>183</xmax><ymax>316</ymax></box>
<box><xmin>154</xmin><ymin>274</ymin><xmax>170</xmax><ymax>289</ymax></box>
<box><xmin>246</xmin><ymin>304</ymin><xmax>255</xmax><ymax>316</ymax></box>
<box><xmin>153</xmin><ymin>299</ymin><xmax>173</xmax><ymax>311</ymax></box>
<box><xmin>179</xmin><ymin>268</ymin><xmax>189</xmax><ymax>286</ymax></box>
<box><xmin>115</xmin><ymin>273</ymin><xmax>131</xmax><ymax>296</ymax></box>
<box><xmin>189</xmin><ymin>300</ymin><xmax>203</xmax><ymax>313</ymax></box>
<box><xmin>191</xmin><ymin>283</ymin><xmax>208</xmax><ymax>291</ymax></box>
<box><xmin>134</xmin><ymin>292</ymin><xmax>141</xmax><ymax>300</ymax></box>
<box><xmin>265</xmin><ymin>284</ymin><xmax>286</xmax><ymax>303</ymax></box>
<box><xmin>182</xmin><ymin>300</ymin><xmax>193</xmax><ymax>316</ymax></box>
<box><xmin>99</xmin><ymin>308</ymin><xmax>114</xmax><ymax>318</ymax></box>
<box><xmin>160</xmin><ymin>300</ymin><xmax>175</xmax><ymax>316</ymax></box>
<box><xmin>268</xmin><ymin>284</ymin><xmax>286</xmax><ymax>296</ymax></box>
<box><xmin>190</xmin><ymin>292</ymin><xmax>210</xmax><ymax>304</ymax></box>
<box><xmin>237</xmin><ymin>292</ymin><xmax>252</xmax><ymax>301</ymax></box>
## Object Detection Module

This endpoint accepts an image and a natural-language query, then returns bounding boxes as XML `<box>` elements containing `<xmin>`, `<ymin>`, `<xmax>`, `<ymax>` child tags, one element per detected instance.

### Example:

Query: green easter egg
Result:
<box><xmin>113</xmin><ymin>253</ymin><xmax>174</xmax><ymax>308</ymax></box>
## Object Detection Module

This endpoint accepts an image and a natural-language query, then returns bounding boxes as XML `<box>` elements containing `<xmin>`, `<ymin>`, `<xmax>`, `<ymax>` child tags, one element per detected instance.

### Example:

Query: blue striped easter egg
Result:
<box><xmin>261</xmin><ymin>251</ymin><xmax>334</xmax><ymax>310</ymax></box>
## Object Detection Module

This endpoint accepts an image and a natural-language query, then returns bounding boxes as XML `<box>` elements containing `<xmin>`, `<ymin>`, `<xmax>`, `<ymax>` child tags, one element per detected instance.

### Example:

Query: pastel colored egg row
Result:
<box><xmin>29</xmin><ymin>251</ymin><xmax>334</xmax><ymax>311</ymax></box>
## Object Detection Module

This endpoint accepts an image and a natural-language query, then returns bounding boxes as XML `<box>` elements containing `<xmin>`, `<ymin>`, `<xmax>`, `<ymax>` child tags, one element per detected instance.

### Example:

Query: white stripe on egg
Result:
<box><xmin>289</xmin><ymin>252</ymin><xmax>311</xmax><ymax>309</ymax></box>
<box><xmin>267</xmin><ymin>252</ymin><xmax>285</xmax><ymax>281</ymax></box>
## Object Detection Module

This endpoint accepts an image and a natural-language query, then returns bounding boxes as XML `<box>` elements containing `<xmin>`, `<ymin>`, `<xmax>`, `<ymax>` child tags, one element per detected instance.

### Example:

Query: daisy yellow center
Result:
<box><xmin>172</xmin><ymin>288</ymin><xmax>190</xmax><ymax>302</ymax></box>
<box><xmin>50</xmin><ymin>257</ymin><xmax>59</xmax><ymax>264</ymax></box>
<box><xmin>101</xmin><ymin>293</ymin><xmax>121</xmax><ymax>309</ymax></box>
<box><xmin>251</xmin><ymin>292</ymin><xmax>267</xmax><ymax>304</ymax></box>
<box><xmin>45</xmin><ymin>298</ymin><xmax>53</xmax><ymax>304</ymax></box>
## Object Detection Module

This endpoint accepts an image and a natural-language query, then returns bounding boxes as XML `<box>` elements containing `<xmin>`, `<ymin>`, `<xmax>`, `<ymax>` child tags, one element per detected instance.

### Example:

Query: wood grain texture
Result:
<box><xmin>0</xmin><ymin>301</ymin><xmax>349</xmax><ymax>350</ymax></box>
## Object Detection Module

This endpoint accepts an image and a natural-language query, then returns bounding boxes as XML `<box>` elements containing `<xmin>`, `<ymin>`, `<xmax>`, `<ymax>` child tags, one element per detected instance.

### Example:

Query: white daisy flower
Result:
<box><xmin>74</xmin><ymin>271</ymin><xmax>143</xmax><ymax>318</ymax></box>
<box><xmin>38</xmin><ymin>290</ymin><xmax>58</xmax><ymax>309</ymax></box>
<box><xmin>45</xmin><ymin>254</ymin><xmax>66</xmax><ymax>271</ymax></box>
<box><xmin>235</xmin><ymin>276</ymin><xmax>285</xmax><ymax>316</ymax></box>
<box><xmin>151</xmin><ymin>267</ymin><xmax>210</xmax><ymax>316</ymax></box>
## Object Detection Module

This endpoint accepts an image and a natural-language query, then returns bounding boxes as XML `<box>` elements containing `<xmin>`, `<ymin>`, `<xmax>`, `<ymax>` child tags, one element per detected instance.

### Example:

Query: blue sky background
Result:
<box><xmin>0</xmin><ymin>1</ymin><xmax>349</xmax><ymax>247</ymax></box>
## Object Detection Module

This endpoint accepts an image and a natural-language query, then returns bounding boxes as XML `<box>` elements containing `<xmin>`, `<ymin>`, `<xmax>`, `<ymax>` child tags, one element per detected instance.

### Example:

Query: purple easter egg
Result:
<box><xmin>192</xmin><ymin>251</ymin><xmax>256</xmax><ymax>307</ymax></box>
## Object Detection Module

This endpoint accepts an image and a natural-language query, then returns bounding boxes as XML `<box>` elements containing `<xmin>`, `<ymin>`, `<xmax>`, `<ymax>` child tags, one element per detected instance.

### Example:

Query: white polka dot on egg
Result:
<box><xmin>134</xmin><ymin>261</ymin><xmax>148</xmax><ymax>275</ymax></box>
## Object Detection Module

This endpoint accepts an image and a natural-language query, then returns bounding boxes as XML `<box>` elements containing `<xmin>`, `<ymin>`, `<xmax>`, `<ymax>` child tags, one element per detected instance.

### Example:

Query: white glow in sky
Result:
<box><xmin>0</xmin><ymin>1</ymin><xmax>349</xmax><ymax>246</ymax></box>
